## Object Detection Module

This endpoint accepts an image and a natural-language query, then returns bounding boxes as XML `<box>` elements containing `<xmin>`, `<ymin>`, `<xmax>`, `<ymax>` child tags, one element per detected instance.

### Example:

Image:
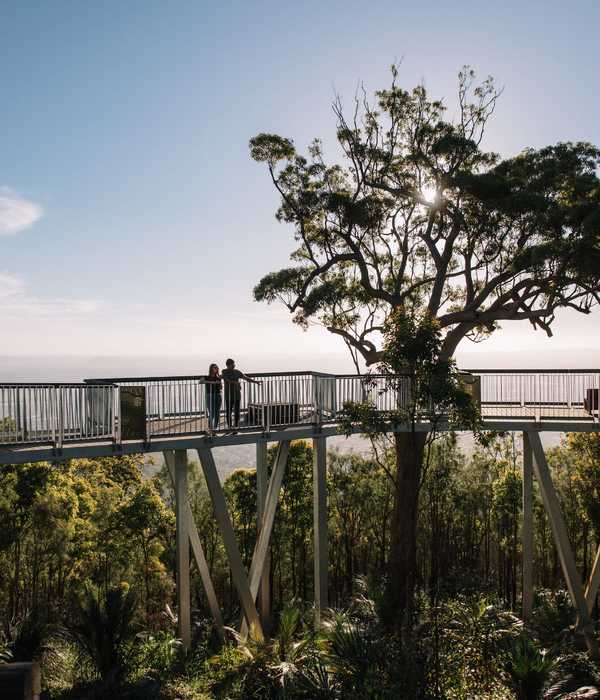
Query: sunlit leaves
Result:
<box><xmin>0</xmin><ymin>456</ymin><xmax>174</xmax><ymax>629</ymax></box>
<box><xmin>253</xmin><ymin>267</ymin><xmax>309</xmax><ymax>304</ymax></box>
<box><xmin>249</xmin><ymin>133</ymin><xmax>296</xmax><ymax>165</ymax></box>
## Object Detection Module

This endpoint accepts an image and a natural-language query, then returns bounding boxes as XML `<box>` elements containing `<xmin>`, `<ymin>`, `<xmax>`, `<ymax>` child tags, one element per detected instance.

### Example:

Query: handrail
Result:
<box><xmin>2</xmin><ymin>369</ymin><xmax>600</xmax><ymax>450</ymax></box>
<box><xmin>1</xmin><ymin>382</ymin><xmax>116</xmax><ymax>388</ymax></box>
<box><xmin>84</xmin><ymin>371</ymin><xmax>331</xmax><ymax>383</ymax></box>
<box><xmin>465</xmin><ymin>369</ymin><xmax>600</xmax><ymax>374</ymax></box>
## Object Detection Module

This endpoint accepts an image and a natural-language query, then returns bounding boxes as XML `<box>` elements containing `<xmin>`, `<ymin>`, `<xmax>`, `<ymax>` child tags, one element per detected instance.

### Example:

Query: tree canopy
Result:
<box><xmin>250</xmin><ymin>67</ymin><xmax>600</xmax><ymax>367</ymax></box>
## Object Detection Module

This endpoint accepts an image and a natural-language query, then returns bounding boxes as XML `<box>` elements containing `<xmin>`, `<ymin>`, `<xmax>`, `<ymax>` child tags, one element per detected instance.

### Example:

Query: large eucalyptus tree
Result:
<box><xmin>250</xmin><ymin>67</ymin><xmax>600</xmax><ymax>623</ymax></box>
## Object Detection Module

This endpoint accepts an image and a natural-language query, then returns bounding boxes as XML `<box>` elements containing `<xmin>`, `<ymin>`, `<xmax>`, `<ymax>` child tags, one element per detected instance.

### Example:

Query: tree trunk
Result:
<box><xmin>386</xmin><ymin>431</ymin><xmax>427</xmax><ymax>625</ymax></box>
<box><xmin>429</xmin><ymin>492</ymin><xmax>439</xmax><ymax>604</ymax></box>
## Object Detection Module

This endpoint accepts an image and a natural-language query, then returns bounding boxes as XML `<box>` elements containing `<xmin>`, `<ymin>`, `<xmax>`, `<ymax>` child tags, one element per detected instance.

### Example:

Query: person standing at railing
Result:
<box><xmin>221</xmin><ymin>358</ymin><xmax>261</xmax><ymax>433</ymax></box>
<box><xmin>199</xmin><ymin>363</ymin><xmax>222</xmax><ymax>434</ymax></box>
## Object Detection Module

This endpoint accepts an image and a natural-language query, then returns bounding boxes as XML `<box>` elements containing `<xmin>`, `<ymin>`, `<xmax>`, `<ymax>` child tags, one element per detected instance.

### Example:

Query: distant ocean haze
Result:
<box><xmin>1</xmin><ymin>347</ymin><xmax>599</xmax><ymax>383</ymax></box>
<box><xmin>0</xmin><ymin>353</ymin><xmax>356</xmax><ymax>383</ymax></box>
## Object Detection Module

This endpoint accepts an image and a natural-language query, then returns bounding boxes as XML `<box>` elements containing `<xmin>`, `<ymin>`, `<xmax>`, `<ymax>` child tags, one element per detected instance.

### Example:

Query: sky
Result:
<box><xmin>1</xmin><ymin>0</ymin><xmax>600</xmax><ymax>379</ymax></box>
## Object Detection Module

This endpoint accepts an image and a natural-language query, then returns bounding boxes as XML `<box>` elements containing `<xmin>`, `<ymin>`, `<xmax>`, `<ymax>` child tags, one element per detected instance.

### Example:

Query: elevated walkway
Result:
<box><xmin>1</xmin><ymin>369</ymin><xmax>598</xmax><ymax>464</ymax></box>
<box><xmin>2</xmin><ymin>368</ymin><xmax>600</xmax><ymax>656</ymax></box>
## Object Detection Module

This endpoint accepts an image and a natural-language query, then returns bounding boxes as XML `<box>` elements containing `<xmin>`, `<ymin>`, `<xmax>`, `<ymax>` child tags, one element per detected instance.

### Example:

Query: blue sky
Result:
<box><xmin>1</xmin><ymin>0</ymin><xmax>600</xmax><ymax>373</ymax></box>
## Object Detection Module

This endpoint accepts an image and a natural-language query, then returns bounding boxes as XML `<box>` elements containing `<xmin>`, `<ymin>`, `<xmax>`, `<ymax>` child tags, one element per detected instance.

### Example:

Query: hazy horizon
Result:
<box><xmin>2</xmin><ymin>344</ymin><xmax>599</xmax><ymax>383</ymax></box>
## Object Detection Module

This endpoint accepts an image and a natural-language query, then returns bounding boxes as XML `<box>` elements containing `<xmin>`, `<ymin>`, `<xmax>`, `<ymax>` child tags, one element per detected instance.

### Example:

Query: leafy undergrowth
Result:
<box><xmin>16</xmin><ymin>586</ymin><xmax>600</xmax><ymax>699</ymax></box>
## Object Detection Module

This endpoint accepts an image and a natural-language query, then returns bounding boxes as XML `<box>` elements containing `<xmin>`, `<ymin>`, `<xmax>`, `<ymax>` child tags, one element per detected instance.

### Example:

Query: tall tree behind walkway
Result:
<box><xmin>249</xmin><ymin>66</ymin><xmax>600</xmax><ymax>626</ymax></box>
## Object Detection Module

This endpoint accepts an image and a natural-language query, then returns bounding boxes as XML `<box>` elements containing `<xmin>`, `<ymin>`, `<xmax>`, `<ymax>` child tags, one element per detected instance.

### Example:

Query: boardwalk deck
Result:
<box><xmin>1</xmin><ymin>369</ymin><xmax>598</xmax><ymax>463</ymax></box>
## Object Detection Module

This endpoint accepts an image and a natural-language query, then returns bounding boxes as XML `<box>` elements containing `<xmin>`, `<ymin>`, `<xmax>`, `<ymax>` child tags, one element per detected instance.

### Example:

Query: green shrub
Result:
<box><xmin>503</xmin><ymin>634</ymin><xmax>554</xmax><ymax>700</ymax></box>
<box><xmin>134</xmin><ymin>630</ymin><xmax>183</xmax><ymax>679</ymax></box>
<box><xmin>66</xmin><ymin>585</ymin><xmax>138</xmax><ymax>691</ymax></box>
<box><xmin>437</xmin><ymin>595</ymin><xmax>521</xmax><ymax>698</ymax></box>
<box><xmin>530</xmin><ymin>590</ymin><xmax>575</xmax><ymax>649</ymax></box>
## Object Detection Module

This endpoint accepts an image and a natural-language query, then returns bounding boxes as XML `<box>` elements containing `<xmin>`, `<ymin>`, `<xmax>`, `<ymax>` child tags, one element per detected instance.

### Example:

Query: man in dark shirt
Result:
<box><xmin>221</xmin><ymin>358</ymin><xmax>260</xmax><ymax>431</ymax></box>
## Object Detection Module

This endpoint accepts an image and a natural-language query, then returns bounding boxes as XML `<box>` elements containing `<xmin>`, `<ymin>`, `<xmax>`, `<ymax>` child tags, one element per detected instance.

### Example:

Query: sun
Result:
<box><xmin>420</xmin><ymin>184</ymin><xmax>439</xmax><ymax>204</ymax></box>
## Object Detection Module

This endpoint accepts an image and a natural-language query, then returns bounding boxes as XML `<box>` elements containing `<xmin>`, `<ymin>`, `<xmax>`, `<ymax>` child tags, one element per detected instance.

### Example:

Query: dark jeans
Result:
<box><xmin>206</xmin><ymin>390</ymin><xmax>222</xmax><ymax>430</ymax></box>
<box><xmin>225</xmin><ymin>388</ymin><xmax>241</xmax><ymax>428</ymax></box>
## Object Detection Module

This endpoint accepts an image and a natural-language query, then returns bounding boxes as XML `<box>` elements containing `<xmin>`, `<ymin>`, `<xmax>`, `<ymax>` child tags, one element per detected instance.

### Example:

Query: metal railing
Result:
<box><xmin>85</xmin><ymin>372</ymin><xmax>319</xmax><ymax>439</ymax></box>
<box><xmin>468</xmin><ymin>369</ymin><xmax>600</xmax><ymax>422</ymax></box>
<box><xmin>0</xmin><ymin>383</ymin><xmax>116</xmax><ymax>448</ymax></box>
<box><xmin>1</xmin><ymin>370</ymin><xmax>598</xmax><ymax>450</ymax></box>
<box><xmin>332</xmin><ymin>374</ymin><xmax>413</xmax><ymax>419</ymax></box>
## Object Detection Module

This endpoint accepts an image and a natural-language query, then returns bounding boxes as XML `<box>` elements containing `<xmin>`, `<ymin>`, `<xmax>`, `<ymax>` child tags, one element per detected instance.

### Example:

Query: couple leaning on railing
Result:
<box><xmin>199</xmin><ymin>358</ymin><xmax>262</xmax><ymax>434</ymax></box>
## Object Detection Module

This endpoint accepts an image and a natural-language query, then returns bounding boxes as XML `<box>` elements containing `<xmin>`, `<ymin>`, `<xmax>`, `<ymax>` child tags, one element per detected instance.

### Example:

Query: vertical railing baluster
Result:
<box><xmin>265</xmin><ymin>379</ymin><xmax>271</xmax><ymax>433</ymax></box>
<box><xmin>56</xmin><ymin>386</ymin><xmax>63</xmax><ymax>449</ymax></box>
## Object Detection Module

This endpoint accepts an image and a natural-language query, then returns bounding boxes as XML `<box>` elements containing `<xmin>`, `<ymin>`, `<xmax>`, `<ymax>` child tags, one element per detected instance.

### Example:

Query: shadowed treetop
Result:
<box><xmin>250</xmin><ymin>66</ymin><xmax>600</xmax><ymax>367</ymax></box>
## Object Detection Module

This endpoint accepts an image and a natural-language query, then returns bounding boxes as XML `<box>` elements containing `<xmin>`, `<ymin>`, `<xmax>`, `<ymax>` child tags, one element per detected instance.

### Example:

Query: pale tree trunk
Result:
<box><xmin>386</xmin><ymin>431</ymin><xmax>427</xmax><ymax>625</ymax></box>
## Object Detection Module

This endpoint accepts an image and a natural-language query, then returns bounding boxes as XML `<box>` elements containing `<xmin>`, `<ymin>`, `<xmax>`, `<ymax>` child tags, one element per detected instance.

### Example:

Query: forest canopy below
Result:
<box><xmin>2</xmin><ymin>434</ymin><xmax>600</xmax><ymax>698</ymax></box>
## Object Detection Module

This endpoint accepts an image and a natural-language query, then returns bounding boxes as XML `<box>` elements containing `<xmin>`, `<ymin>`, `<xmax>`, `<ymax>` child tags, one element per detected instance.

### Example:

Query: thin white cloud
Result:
<box><xmin>0</xmin><ymin>271</ymin><xmax>27</xmax><ymax>299</ymax></box>
<box><xmin>0</xmin><ymin>187</ymin><xmax>43</xmax><ymax>235</ymax></box>
<box><xmin>0</xmin><ymin>271</ymin><xmax>100</xmax><ymax>318</ymax></box>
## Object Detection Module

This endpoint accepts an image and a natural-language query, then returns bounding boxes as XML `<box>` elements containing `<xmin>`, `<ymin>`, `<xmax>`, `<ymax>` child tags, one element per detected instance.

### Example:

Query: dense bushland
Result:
<box><xmin>1</xmin><ymin>434</ymin><xmax>600</xmax><ymax>698</ymax></box>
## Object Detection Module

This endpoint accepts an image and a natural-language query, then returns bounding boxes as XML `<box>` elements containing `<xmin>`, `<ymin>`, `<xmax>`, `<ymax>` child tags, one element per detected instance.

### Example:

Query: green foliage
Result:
<box><xmin>268</xmin><ymin>442</ymin><xmax>314</xmax><ymax>606</ymax></box>
<box><xmin>250</xmin><ymin>67</ymin><xmax>600</xmax><ymax>368</ymax></box>
<box><xmin>339</xmin><ymin>308</ymin><xmax>481</xmax><ymax>442</ymax></box>
<box><xmin>249</xmin><ymin>134</ymin><xmax>296</xmax><ymax>165</ymax></box>
<box><xmin>66</xmin><ymin>585</ymin><xmax>138</xmax><ymax>688</ymax></box>
<box><xmin>328</xmin><ymin>453</ymin><xmax>391</xmax><ymax>603</ymax></box>
<box><xmin>560</xmin><ymin>433</ymin><xmax>600</xmax><ymax>538</ymax></box>
<box><xmin>134</xmin><ymin>630</ymin><xmax>183</xmax><ymax>680</ymax></box>
<box><xmin>0</xmin><ymin>456</ymin><xmax>174</xmax><ymax>637</ymax></box>
<box><xmin>254</xmin><ymin>267</ymin><xmax>310</xmax><ymax>305</ymax></box>
<box><xmin>248</xmin><ymin>54</ymin><xmax>600</xmax><ymax>653</ymax></box>
<box><xmin>439</xmin><ymin>595</ymin><xmax>522</xmax><ymax>696</ymax></box>
<box><xmin>189</xmin><ymin>588</ymin><xmax>425</xmax><ymax>699</ymax></box>
<box><xmin>187</xmin><ymin>587</ymin><xmax>575</xmax><ymax>699</ymax></box>
<box><xmin>205</xmin><ymin>604</ymin><xmax>309</xmax><ymax>698</ymax></box>
<box><xmin>250</xmin><ymin>64</ymin><xmax>600</xmax><ymax>628</ymax></box>
<box><xmin>0</xmin><ymin>415</ymin><xmax>17</xmax><ymax>434</ymax></box>
<box><xmin>0</xmin><ymin>632</ymin><xmax>11</xmax><ymax>664</ymax></box>
<box><xmin>7</xmin><ymin>615</ymin><xmax>58</xmax><ymax>663</ymax></box>
<box><xmin>320</xmin><ymin>610</ymin><xmax>388</xmax><ymax>697</ymax></box>
<box><xmin>224</xmin><ymin>468</ymin><xmax>258</xmax><ymax>569</ymax></box>
<box><xmin>503</xmin><ymin>634</ymin><xmax>554</xmax><ymax>700</ymax></box>
<box><xmin>544</xmin><ymin>652</ymin><xmax>600</xmax><ymax>699</ymax></box>
<box><xmin>4</xmin><ymin>433</ymin><xmax>600</xmax><ymax>697</ymax></box>
<box><xmin>530</xmin><ymin>590</ymin><xmax>576</xmax><ymax>649</ymax></box>
<box><xmin>381</xmin><ymin>308</ymin><xmax>446</xmax><ymax>375</ymax></box>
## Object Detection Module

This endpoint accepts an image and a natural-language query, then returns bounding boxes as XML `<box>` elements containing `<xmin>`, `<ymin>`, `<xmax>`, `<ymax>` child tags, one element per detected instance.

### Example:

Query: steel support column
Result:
<box><xmin>197</xmin><ymin>448</ymin><xmax>262</xmax><ymax>637</ymax></box>
<box><xmin>164</xmin><ymin>450</ymin><xmax>224</xmax><ymax>643</ymax></box>
<box><xmin>241</xmin><ymin>441</ymin><xmax>290</xmax><ymax>637</ymax></box>
<box><xmin>522</xmin><ymin>432</ymin><xmax>534</xmax><ymax>621</ymax></box>
<box><xmin>256</xmin><ymin>441</ymin><xmax>270</xmax><ymax>632</ymax></box>
<box><xmin>585</xmin><ymin>547</ymin><xmax>600</xmax><ymax>613</ymax></box>
<box><xmin>313</xmin><ymin>435</ymin><xmax>328</xmax><ymax>625</ymax></box>
<box><xmin>174</xmin><ymin>449</ymin><xmax>191</xmax><ymax>651</ymax></box>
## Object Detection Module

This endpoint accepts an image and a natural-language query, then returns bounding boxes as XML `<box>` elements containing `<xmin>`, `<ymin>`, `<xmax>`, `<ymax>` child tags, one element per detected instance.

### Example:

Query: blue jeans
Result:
<box><xmin>206</xmin><ymin>390</ymin><xmax>222</xmax><ymax>430</ymax></box>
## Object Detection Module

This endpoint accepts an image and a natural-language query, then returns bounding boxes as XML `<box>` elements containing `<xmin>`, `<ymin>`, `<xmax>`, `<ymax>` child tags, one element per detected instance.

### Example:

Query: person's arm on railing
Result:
<box><xmin>241</xmin><ymin>373</ymin><xmax>262</xmax><ymax>385</ymax></box>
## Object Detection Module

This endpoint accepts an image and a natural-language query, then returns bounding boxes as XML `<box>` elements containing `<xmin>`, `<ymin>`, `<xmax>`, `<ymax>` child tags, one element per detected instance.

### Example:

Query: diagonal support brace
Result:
<box><xmin>585</xmin><ymin>545</ymin><xmax>600</xmax><ymax>613</ymax></box>
<box><xmin>197</xmin><ymin>448</ymin><xmax>263</xmax><ymax>638</ymax></box>
<box><xmin>528</xmin><ymin>431</ymin><xmax>599</xmax><ymax>659</ymax></box>
<box><xmin>240</xmin><ymin>441</ymin><xmax>290</xmax><ymax>636</ymax></box>
<box><xmin>163</xmin><ymin>450</ymin><xmax>225</xmax><ymax>643</ymax></box>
